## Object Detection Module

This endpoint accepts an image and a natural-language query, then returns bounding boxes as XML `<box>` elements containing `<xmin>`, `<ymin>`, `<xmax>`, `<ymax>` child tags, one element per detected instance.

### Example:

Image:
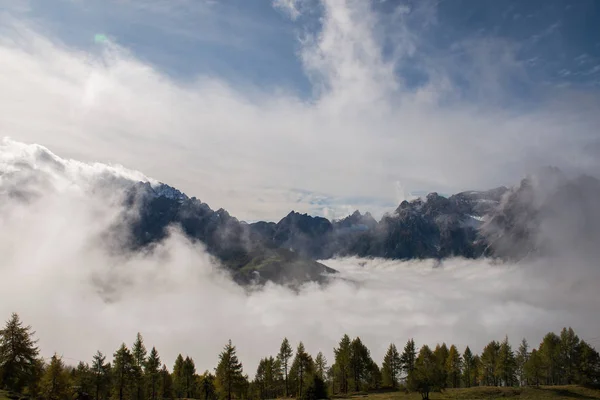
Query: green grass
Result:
<box><xmin>334</xmin><ymin>386</ymin><xmax>600</xmax><ymax>400</ymax></box>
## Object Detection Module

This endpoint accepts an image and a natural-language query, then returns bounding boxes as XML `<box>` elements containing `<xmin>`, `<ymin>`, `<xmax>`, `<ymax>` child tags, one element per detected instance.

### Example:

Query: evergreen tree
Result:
<box><xmin>73</xmin><ymin>361</ymin><xmax>94</xmax><ymax>399</ymax></box>
<box><xmin>496</xmin><ymin>336</ymin><xmax>516</xmax><ymax>387</ymax></box>
<box><xmin>333</xmin><ymin>335</ymin><xmax>351</xmax><ymax>394</ymax></box>
<box><xmin>0</xmin><ymin>313</ymin><xmax>40</xmax><ymax>392</ymax></box>
<box><xmin>92</xmin><ymin>351</ymin><xmax>111</xmax><ymax>400</ymax></box>
<box><xmin>515</xmin><ymin>339</ymin><xmax>529</xmax><ymax>387</ymax></box>
<box><xmin>145</xmin><ymin>347</ymin><xmax>161</xmax><ymax>400</ymax></box>
<box><xmin>381</xmin><ymin>343</ymin><xmax>401</xmax><ymax>389</ymax></box>
<box><xmin>472</xmin><ymin>355</ymin><xmax>482</xmax><ymax>387</ymax></box>
<box><xmin>112</xmin><ymin>344</ymin><xmax>135</xmax><ymax>400</ymax></box>
<box><xmin>559</xmin><ymin>327</ymin><xmax>580</xmax><ymax>384</ymax></box>
<box><xmin>445</xmin><ymin>345</ymin><xmax>462</xmax><ymax>388</ymax></box>
<box><xmin>524</xmin><ymin>349</ymin><xmax>542</xmax><ymax>387</ymax></box>
<box><xmin>173</xmin><ymin>354</ymin><xmax>185</xmax><ymax>399</ymax></box>
<box><xmin>400</xmin><ymin>339</ymin><xmax>417</xmax><ymax>380</ymax></box>
<box><xmin>215</xmin><ymin>340</ymin><xmax>244</xmax><ymax>400</ymax></box>
<box><xmin>301</xmin><ymin>374</ymin><xmax>327</xmax><ymax>400</ymax></box>
<box><xmin>277</xmin><ymin>338</ymin><xmax>293</xmax><ymax>398</ymax></box>
<box><xmin>480</xmin><ymin>341</ymin><xmax>500</xmax><ymax>386</ymax></box>
<box><xmin>408</xmin><ymin>346</ymin><xmax>443</xmax><ymax>400</ymax></box>
<box><xmin>349</xmin><ymin>337</ymin><xmax>371</xmax><ymax>392</ymax></box>
<box><xmin>289</xmin><ymin>342</ymin><xmax>313</xmax><ymax>398</ymax></box>
<box><xmin>183</xmin><ymin>357</ymin><xmax>196</xmax><ymax>398</ymax></box>
<box><xmin>24</xmin><ymin>357</ymin><xmax>45</xmax><ymax>399</ymax></box>
<box><xmin>462</xmin><ymin>347</ymin><xmax>474</xmax><ymax>388</ymax></box>
<box><xmin>577</xmin><ymin>340</ymin><xmax>600</xmax><ymax>385</ymax></box>
<box><xmin>314</xmin><ymin>352</ymin><xmax>327</xmax><ymax>381</ymax></box>
<box><xmin>41</xmin><ymin>354</ymin><xmax>72</xmax><ymax>400</ymax></box>
<box><xmin>132</xmin><ymin>334</ymin><xmax>147</xmax><ymax>400</ymax></box>
<box><xmin>159</xmin><ymin>364</ymin><xmax>173</xmax><ymax>400</ymax></box>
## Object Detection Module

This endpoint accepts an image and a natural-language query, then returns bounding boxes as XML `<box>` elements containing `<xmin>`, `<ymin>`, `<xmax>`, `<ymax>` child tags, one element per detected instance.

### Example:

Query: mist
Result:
<box><xmin>1</xmin><ymin>139</ymin><xmax>599</xmax><ymax>376</ymax></box>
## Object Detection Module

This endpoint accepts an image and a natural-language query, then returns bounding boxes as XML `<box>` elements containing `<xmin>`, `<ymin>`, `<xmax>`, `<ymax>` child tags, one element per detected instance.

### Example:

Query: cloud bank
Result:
<box><xmin>1</xmin><ymin>1</ymin><xmax>599</xmax><ymax>221</ymax></box>
<box><xmin>1</xmin><ymin>139</ymin><xmax>599</xmax><ymax>376</ymax></box>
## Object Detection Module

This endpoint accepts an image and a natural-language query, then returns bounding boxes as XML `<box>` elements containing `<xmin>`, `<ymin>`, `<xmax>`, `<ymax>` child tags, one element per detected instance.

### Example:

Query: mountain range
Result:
<box><xmin>112</xmin><ymin>167</ymin><xmax>600</xmax><ymax>286</ymax></box>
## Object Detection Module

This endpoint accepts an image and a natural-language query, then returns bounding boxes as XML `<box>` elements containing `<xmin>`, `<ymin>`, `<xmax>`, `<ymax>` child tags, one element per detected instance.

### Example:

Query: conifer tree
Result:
<box><xmin>480</xmin><ymin>341</ymin><xmax>500</xmax><ymax>386</ymax></box>
<box><xmin>515</xmin><ymin>339</ymin><xmax>529</xmax><ymax>387</ymax></box>
<box><xmin>290</xmin><ymin>342</ymin><xmax>313</xmax><ymax>398</ymax></box>
<box><xmin>73</xmin><ymin>361</ymin><xmax>93</xmax><ymax>398</ymax></box>
<box><xmin>559</xmin><ymin>327</ymin><xmax>580</xmax><ymax>384</ymax></box>
<box><xmin>41</xmin><ymin>354</ymin><xmax>72</xmax><ymax>400</ymax></box>
<box><xmin>0</xmin><ymin>313</ymin><xmax>40</xmax><ymax>392</ymax></box>
<box><xmin>314</xmin><ymin>352</ymin><xmax>327</xmax><ymax>381</ymax></box>
<box><xmin>408</xmin><ymin>345</ymin><xmax>443</xmax><ymax>400</ymax></box>
<box><xmin>333</xmin><ymin>335</ymin><xmax>351</xmax><ymax>394</ymax></box>
<box><xmin>112</xmin><ymin>343</ymin><xmax>135</xmax><ymax>400</ymax></box>
<box><xmin>199</xmin><ymin>372</ymin><xmax>216</xmax><ymax>400</ymax></box>
<box><xmin>381</xmin><ymin>343</ymin><xmax>401</xmax><ymax>388</ymax></box>
<box><xmin>173</xmin><ymin>354</ymin><xmax>185</xmax><ymax>399</ymax></box>
<box><xmin>159</xmin><ymin>364</ymin><xmax>173</xmax><ymax>400</ymax></box>
<box><xmin>183</xmin><ymin>356</ymin><xmax>196</xmax><ymax>398</ymax></box>
<box><xmin>92</xmin><ymin>351</ymin><xmax>111</xmax><ymax>400</ymax></box>
<box><xmin>462</xmin><ymin>347</ymin><xmax>474</xmax><ymax>388</ymax></box>
<box><xmin>145</xmin><ymin>347</ymin><xmax>161</xmax><ymax>400</ymax></box>
<box><xmin>215</xmin><ymin>340</ymin><xmax>244</xmax><ymax>400</ymax></box>
<box><xmin>400</xmin><ymin>339</ymin><xmax>417</xmax><ymax>380</ymax></box>
<box><xmin>445</xmin><ymin>345</ymin><xmax>462</xmax><ymax>388</ymax></box>
<box><xmin>132</xmin><ymin>334</ymin><xmax>147</xmax><ymax>400</ymax></box>
<box><xmin>277</xmin><ymin>338</ymin><xmax>293</xmax><ymax>398</ymax></box>
<box><xmin>433</xmin><ymin>344</ymin><xmax>449</xmax><ymax>389</ymax></box>
<box><xmin>524</xmin><ymin>349</ymin><xmax>542</xmax><ymax>386</ymax></box>
<box><xmin>349</xmin><ymin>337</ymin><xmax>371</xmax><ymax>392</ymax></box>
<box><xmin>577</xmin><ymin>340</ymin><xmax>600</xmax><ymax>385</ymax></box>
<box><xmin>538</xmin><ymin>332</ymin><xmax>561</xmax><ymax>385</ymax></box>
<box><xmin>496</xmin><ymin>336</ymin><xmax>516</xmax><ymax>387</ymax></box>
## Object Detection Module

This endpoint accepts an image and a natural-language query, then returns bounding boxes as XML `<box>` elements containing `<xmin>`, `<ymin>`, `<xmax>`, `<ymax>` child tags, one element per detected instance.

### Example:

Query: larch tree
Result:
<box><xmin>145</xmin><ymin>347</ymin><xmax>161</xmax><ymax>400</ymax></box>
<box><xmin>538</xmin><ymin>332</ymin><xmax>561</xmax><ymax>385</ymax></box>
<box><xmin>112</xmin><ymin>343</ymin><xmax>135</xmax><ymax>400</ymax></box>
<box><xmin>73</xmin><ymin>361</ymin><xmax>93</xmax><ymax>399</ymax></box>
<box><xmin>559</xmin><ymin>327</ymin><xmax>580</xmax><ymax>384</ymax></box>
<box><xmin>215</xmin><ymin>340</ymin><xmax>244</xmax><ymax>400</ymax></box>
<box><xmin>349</xmin><ymin>337</ymin><xmax>372</xmax><ymax>392</ymax></box>
<box><xmin>199</xmin><ymin>372</ymin><xmax>216</xmax><ymax>400</ymax></box>
<box><xmin>445</xmin><ymin>345</ymin><xmax>462</xmax><ymax>388</ymax></box>
<box><xmin>91</xmin><ymin>350</ymin><xmax>111</xmax><ymax>400</ymax></box>
<box><xmin>577</xmin><ymin>341</ymin><xmax>600</xmax><ymax>385</ymax></box>
<box><xmin>334</xmin><ymin>335</ymin><xmax>351</xmax><ymax>394</ymax></box>
<box><xmin>381</xmin><ymin>343</ymin><xmax>401</xmax><ymax>389</ymax></box>
<box><xmin>183</xmin><ymin>356</ymin><xmax>196</xmax><ymax>398</ymax></box>
<box><xmin>277</xmin><ymin>338</ymin><xmax>293</xmax><ymax>398</ymax></box>
<box><xmin>433</xmin><ymin>344</ymin><xmax>449</xmax><ymax>389</ymax></box>
<box><xmin>524</xmin><ymin>349</ymin><xmax>542</xmax><ymax>386</ymax></box>
<box><xmin>314</xmin><ymin>352</ymin><xmax>327</xmax><ymax>381</ymax></box>
<box><xmin>515</xmin><ymin>339</ymin><xmax>529</xmax><ymax>387</ymax></box>
<box><xmin>132</xmin><ymin>333</ymin><xmax>147</xmax><ymax>400</ymax></box>
<box><xmin>400</xmin><ymin>339</ymin><xmax>417</xmax><ymax>380</ymax></box>
<box><xmin>173</xmin><ymin>354</ymin><xmax>185</xmax><ymax>399</ymax></box>
<box><xmin>0</xmin><ymin>313</ymin><xmax>40</xmax><ymax>392</ymax></box>
<box><xmin>462</xmin><ymin>347</ymin><xmax>474</xmax><ymax>388</ymax></box>
<box><xmin>289</xmin><ymin>342</ymin><xmax>313</xmax><ymax>398</ymax></box>
<box><xmin>480</xmin><ymin>341</ymin><xmax>500</xmax><ymax>386</ymax></box>
<box><xmin>408</xmin><ymin>345</ymin><xmax>443</xmax><ymax>400</ymax></box>
<box><xmin>41</xmin><ymin>354</ymin><xmax>72</xmax><ymax>400</ymax></box>
<box><xmin>159</xmin><ymin>364</ymin><xmax>173</xmax><ymax>400</ymax></box>
<box><xmin>496</xmin><ymin>336</ymin><xmax>516</xmax><ymax>387</ymax></box>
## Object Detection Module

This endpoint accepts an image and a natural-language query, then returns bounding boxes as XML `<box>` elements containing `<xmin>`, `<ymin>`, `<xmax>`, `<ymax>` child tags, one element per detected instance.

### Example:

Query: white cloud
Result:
<box><xmin>273</xmin><ymin>0</ymin><xmax>302</xmax><ymax>21</ymax></box>
<box><xmin>0</xmin><ymin>1</ymin><xmax>599</xmax><ymax>224</ymax></box>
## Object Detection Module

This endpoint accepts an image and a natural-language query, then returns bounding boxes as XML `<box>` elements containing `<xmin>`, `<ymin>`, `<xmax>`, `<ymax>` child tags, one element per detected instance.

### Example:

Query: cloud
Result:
<box><xmin>1</xmin><ymin>139</ymin><xmax>600</xmax><ymax>376</ymax></box>
<box><xmin>1</xmin><ymin>1</ymin><xmax>599</xmax><ymax>224</ymax></box>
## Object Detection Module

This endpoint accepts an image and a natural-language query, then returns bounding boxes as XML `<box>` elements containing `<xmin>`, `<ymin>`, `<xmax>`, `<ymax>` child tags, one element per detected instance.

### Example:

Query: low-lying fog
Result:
<box><xmin>1</xmin><ymin>139</ymin><xmax>599</xmax><ymax>374</ymax></box>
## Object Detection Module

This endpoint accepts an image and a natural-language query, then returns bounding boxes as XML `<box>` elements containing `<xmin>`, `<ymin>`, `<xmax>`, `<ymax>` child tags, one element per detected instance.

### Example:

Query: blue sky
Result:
<box><xmin>1</xmin><ymin>0</ymin><xmax>600</xmax><ymax>221</ymax></box>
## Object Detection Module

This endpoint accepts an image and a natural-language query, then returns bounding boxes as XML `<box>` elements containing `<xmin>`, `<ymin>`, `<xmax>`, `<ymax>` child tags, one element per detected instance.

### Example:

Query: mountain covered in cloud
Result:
<box><xmin>2</xmin><ymin>139</ymin><xmax>600</xmax><ymax>288</ymax></box>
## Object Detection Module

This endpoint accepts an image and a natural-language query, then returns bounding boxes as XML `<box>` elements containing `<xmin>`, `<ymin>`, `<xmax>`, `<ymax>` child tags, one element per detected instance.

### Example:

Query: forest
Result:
<box><xmin>1</xmin><ymin>313</ymin><xmax>599</xmax><ymax>400</ymax></box>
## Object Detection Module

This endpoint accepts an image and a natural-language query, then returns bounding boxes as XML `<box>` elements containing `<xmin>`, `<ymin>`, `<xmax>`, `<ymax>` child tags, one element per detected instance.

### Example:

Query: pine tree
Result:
<box><xmin>145</xmin><ymin>347</ymin><xmax>161</xmax><ymax>400</ymax></box>
<box><xmin>41</xmin><ymin>354</ymin><xmax>72</xmax><ymax>400</ymax></box>
<box><xmin>92</xmin><ymin>351</ymin><xmax>111</xmax><ymax>400</ymax></box>
<box><xmin>183</xmin><ymin>356</ymin><xmax>196</xmax><ymax>398</ymax></box>
<box><xmin>381</xmin><ymin>343</ymin><xmax>401</xmax><ymax>389</ymax></box>
<box><xmin>289</xmin><ymin>342</ymin><xmax>313</xmax><ymax>398</ymax></box>
<box><xmin>515</xmin><ymin>339</ymin><xmax>529</xmax><ymax>387</ymax></box>
<box><xmin>215</xmin><ymin>340</ymin><xmax>244</xmax><ymax>400</ymax></box>
<box><xmin>445</xmin><ymin>345</ymin><xmax>462</xmax><ymax>388</ymax></box>
<box><xmin>462</xmin><ymin>347</ymin><xmax>474</xmax><ymax>388</ymax></box>
<box><xmin>400</xmin><ymin>339</ymin><xmax>417</xmax><ymax>380</ymax></box>
<box><xmin>0</xmin><ymin>313</ymin><xmax>40</xmax><ymax>392</ymax></box>
<box><xmin>173</xmin><ymin>354</ymin><xmax>185</xmax><ymax>399</ymax></box>
<box><xmin>314</xmin><ymin>352</ymin><xmax>327</xmax><ymax>381</ymax></box>
<box><xmin>112</xmin><ymin>343</ymin><xmax>135</xmax><ymax>400</ymax></box>
<box><xmin>132</xmin><ymin>334</ymin><xmax>147</xmax><ymax>400</ymax></box>
<box><xmin>333</xmin><ymin>335</ymin><xmax>351</xmax><ymax>394</ymax></box>
<box><xmin>277</xmin><ymin>338</ymin><xmax>293</xmax><ymax>398</ymax></box>
<box><xmin>496</xmin><ymin>336</ymin><xmax>516</xmax><ymax>387</ymax></box>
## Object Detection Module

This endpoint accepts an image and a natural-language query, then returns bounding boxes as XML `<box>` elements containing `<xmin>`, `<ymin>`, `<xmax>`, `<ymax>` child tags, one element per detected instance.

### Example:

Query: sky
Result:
<box><xmin>1</xmin><ymin>0</ymin><xmax>600</xmax><ymax>222</ymax></box>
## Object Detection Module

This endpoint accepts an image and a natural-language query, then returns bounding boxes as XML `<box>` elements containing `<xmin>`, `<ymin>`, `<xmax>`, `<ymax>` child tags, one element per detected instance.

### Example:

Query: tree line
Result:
<box><xmin>1</xmin><ymin>313</ymin><xmax>599</xmax><ymax>400</ymax></box>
